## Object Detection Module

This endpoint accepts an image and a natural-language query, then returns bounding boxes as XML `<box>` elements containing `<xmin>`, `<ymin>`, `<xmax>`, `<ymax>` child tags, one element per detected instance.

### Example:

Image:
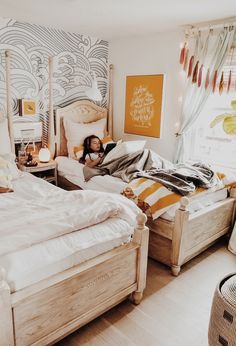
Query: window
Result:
<box><xmin>188</xmin><ymin>47</ymin><xmax>236</xmax><ymax>170</ymax></box>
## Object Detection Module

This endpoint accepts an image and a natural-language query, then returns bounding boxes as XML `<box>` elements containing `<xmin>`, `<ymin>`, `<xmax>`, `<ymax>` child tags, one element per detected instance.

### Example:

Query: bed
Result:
<box><xmin>55</xmin><ymin>100</ymin><xmax>236</xmax><ymax>277</ymax></box>
<box><xmin>0</xmin><ymin>119</ymin><xmax>149</xmax><ymax>346</ymax></box>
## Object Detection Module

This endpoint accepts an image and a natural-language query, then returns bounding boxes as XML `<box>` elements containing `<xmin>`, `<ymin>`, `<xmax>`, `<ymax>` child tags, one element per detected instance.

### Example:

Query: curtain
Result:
<box><xmin>174</xmin><ymin>26</ymin><xmax>236</xmax><ymax>163</ymax></box>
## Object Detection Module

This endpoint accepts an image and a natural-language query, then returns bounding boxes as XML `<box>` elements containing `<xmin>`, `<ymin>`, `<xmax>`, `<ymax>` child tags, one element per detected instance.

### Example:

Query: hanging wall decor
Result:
<box><xmin>179</xmin><ymin>26</ymin><xmax>236</xmax><ymax>96</ymax></box>
<box><xmin>124</xmin><ymin>74</ymin><xmax>164</xmax><ymax>137</ymax></box>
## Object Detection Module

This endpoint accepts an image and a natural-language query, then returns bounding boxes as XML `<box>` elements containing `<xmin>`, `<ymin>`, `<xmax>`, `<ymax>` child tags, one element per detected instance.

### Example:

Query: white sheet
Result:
<box><xmin>0</xmin><ymin>172</ymin><xmax>139</xmax><ymax>257</ymax></box>
<box><xmin>56</xmin><ymin>156</ymin><xmax>228</xmax><ymax>220</ymax></box>
<box><xmin>161</xmin><ymin>187</ymin><xmax>228</xmax><ymax>221</ymax></box>
<box><xmin>56</xmin><ymin>156</ymin><xmax>126</xmax><ymax>193</ymax></box>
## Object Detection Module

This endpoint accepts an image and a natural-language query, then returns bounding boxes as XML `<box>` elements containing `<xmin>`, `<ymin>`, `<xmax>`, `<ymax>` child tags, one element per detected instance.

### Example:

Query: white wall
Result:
<box><xmin>109</xmin><ymin>30</ymin><xmax>184</xmax><ymax>161</ymax></box>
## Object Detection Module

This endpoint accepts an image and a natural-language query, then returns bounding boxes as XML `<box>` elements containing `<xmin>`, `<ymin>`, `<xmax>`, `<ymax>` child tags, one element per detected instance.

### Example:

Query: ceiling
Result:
<box><xmin>0</xmin><ymin>0</ymin><xmax>236</xmax><ymax>40</ymax></box>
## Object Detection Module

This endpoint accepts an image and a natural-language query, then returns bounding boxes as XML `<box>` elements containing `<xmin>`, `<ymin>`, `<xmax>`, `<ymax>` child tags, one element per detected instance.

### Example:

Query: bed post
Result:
<box><xmin>131</xmin><ymin>213</ymin><xmax>149</xmax><ymax>305</ymax></box>
<box><xmin>171</xmin><ymin>196</ymin><xmax>190</xmax><ymax>276</ymax></box>
<box><xmin>230</xmin><ymin>186</ymin><xmax>236</xmax><ymax>226</ymax></box>
<box><xmin>5</xmin><ymin>50</ymin><xmax>15</xmax><ymax>155</ymax></box>
<box><xmin>0</xmin><ymin>267</ymin><xmax>14</xmax><ymax>346</ymax></box>
<box><xmin>107</xmin><ymin>64</ymin><xmax>114</xmax><ymax>138</ymax></box>
<box><xmin>48</xmin><ymin>56</ymin><xmax>55</xmax><ymax>159</ymax></box>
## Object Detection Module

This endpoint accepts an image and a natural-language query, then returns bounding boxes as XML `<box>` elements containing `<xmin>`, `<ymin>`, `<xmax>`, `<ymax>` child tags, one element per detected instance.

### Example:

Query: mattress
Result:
<box><xmin>56</xmin><ymin>156</ymin><xmax>228</xmax><ymax>220</ymax></box>
<box><xmin>2</xmin><ymin>217</ymin><xmax>132</xmax><ymax>293</ymax></box>
<box><xmin>160</xmin><ymin>187</ymin><xmax>228</xmax><ymax>221</ymax></box>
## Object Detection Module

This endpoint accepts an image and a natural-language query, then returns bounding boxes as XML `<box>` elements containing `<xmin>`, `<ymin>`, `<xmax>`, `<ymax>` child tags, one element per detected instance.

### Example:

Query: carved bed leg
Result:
<box><xmin>0</xmin><ymin>267</ymin><xmax>14</xmax><ymax>346</ymax></box>
<box><xmin>130</xmin><ymin>213</ymin><xmax>149</xmax><ymax>305</ymax></box>
<box><xmin>171</xmin><ymin>197</ymin><xmax>190</xmax><ymax>276</ymax></box>
<box><xmin>230</xmin><ymin>187</ymin><xmax>236</xmax><ymax>226</ymax></box>
<box><xmin>131</xmin><ymin>291</ymin><xmax>143</xmax><ymax>305</ymax></box>
<box><xmin>171</xmin><ymin>265</ymin><xmax>181</xmax><ymax>277</ymax></box>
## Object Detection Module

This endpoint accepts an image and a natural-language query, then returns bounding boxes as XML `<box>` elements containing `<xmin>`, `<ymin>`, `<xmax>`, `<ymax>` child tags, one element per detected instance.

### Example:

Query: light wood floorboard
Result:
<box><xmin>57</xmin><ymin>239</ymin><xmax>236</xmax><ymax>346</ymax></box>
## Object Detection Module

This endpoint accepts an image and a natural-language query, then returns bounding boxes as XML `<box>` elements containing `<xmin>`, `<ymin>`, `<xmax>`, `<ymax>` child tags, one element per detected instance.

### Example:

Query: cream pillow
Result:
<box><xmin>0</xmin><ymin>154</ymin><xmax>19</xmax><ymax>181</ymax></box>
<box><xmin>0</xmin><ymin>155</ymin><xmax>19</xmax><ymax>190</ymax></box>
<box><xmin>0</xmin><ymin>115</ymin><xmax>12</xmax><ymax>155</ymax></box>
<box><xmin>103</xmin><ymin>140</ymin><xmax>146</xmax><ymax>164</ymax></box>
<box><xmin>64</xmin><ymin>118</ymin><xmax>106</xmax><ymax>158</ymax></box>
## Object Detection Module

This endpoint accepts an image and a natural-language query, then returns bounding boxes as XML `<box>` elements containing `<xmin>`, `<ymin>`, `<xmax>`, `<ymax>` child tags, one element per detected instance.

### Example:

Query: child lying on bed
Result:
<box><xmin>79</xmin><ymin>135</ymin><xmax>105</xmax><ymax>168</ymax></box>
<box><xmin>80</xmin><ymin>135</ymin><xmax>117</xmax><ymax>168</ymax></box>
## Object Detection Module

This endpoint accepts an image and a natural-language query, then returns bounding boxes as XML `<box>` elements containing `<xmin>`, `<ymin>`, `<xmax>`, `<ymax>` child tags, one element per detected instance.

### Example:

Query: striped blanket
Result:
<box><xmin>122</xmin><ymin>177</ymin><xmax>208</xmax><ymax>220</ymax></box>
<box><xmin>83</xmin><ymin>149</ymin><xmax>232</xmax><ymax>220</ymax></box>
<box><xmin>122</xmin><ymin>169</ymin><xmax>236</xmax><ymax>220</ymax></box>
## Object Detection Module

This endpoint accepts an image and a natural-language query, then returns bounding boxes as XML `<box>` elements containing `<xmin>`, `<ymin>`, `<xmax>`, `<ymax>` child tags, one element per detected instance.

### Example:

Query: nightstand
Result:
<box><xmin>18</xmin><ymin>160</ymin><xmax>58</xmax><ymax>185</ymax></box>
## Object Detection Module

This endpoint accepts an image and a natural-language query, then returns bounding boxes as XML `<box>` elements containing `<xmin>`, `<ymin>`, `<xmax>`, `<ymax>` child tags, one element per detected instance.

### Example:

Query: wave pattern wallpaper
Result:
<box><xmin>0</xmin><ymin>17</ymin><xmax>108</xmax><ymax>132</ymax></box>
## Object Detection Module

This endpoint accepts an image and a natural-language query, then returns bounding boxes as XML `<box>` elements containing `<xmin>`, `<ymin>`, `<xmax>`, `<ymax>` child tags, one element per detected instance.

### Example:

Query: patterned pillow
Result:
<box><xmin>73</xmin><ymin>135</ymin><xmax>114</xmax><ymax>160</ymax></box>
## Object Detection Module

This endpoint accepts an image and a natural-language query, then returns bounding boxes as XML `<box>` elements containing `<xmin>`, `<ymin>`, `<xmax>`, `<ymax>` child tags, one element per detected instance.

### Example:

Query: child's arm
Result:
<box><xmin>85</xmin><ymin>154</ymin><xmax>103</xmax><ymax>168</ymax></box>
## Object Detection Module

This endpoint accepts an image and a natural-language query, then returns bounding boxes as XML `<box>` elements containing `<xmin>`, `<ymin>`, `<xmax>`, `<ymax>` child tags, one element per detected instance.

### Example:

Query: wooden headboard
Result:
<box><xmin>55</xmin><ymin>100</ymin><xmax>108</xmax><ymax>157</ymax></box>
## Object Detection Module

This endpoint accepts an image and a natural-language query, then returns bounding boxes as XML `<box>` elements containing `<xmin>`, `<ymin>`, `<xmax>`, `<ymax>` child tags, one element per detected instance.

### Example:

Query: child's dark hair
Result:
<box><xmin>79</xmin><ymin>135</ymin><xmax>104</xmax><ymax>163</ymax></box>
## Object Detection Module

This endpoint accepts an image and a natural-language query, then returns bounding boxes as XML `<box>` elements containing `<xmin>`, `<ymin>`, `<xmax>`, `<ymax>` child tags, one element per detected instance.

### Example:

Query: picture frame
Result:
<box><xmin>19</xmin><ymin>99</ymin><xmax>37</xmax><ymax>116</ymax></box>
<box><xmin>124</xmin><ymin>74</ymin><xmax>164</xmax><ymax>138</ymax></box>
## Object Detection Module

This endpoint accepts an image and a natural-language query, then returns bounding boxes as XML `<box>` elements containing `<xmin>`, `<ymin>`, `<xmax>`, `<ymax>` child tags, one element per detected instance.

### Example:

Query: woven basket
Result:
<box><xmin>208</xmin><ymin>273</ymin><xmax>236</xmax><ymax>346</ymax></box>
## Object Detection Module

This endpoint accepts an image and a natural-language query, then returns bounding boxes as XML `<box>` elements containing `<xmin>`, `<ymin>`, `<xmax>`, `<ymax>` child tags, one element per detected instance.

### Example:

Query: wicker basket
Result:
<box><xmin>208</xmin><ymin>273</ymin><xmax>236</xmax><ymax>346</ymax></box>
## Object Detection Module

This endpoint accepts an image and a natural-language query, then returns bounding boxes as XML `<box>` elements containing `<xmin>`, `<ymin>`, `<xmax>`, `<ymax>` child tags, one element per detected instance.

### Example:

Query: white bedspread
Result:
<box><xmin>0</xmin><ymin>172</ymin><xmax>139</xmax><ymax>256</ymax></box>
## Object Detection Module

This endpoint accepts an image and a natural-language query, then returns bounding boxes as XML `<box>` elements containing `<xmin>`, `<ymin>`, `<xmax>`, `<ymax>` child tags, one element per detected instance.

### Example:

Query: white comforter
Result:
<box><xmin>0</xmin><ymin>173</ymin><xmax>139</xmax><ymax>256</ymax></box>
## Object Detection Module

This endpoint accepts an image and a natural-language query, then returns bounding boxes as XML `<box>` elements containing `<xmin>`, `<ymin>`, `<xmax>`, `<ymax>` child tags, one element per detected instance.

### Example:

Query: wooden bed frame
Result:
<box><xmin>0</xmin><ymin>214</ymin><xmax>149</xmax><ymax>345</ymax></box>
<box><xmin>148</xmin><ymin>191</ymin><xmax>236</xmax><ymax>276</ymax></box>
<box><xmin>55</xmin><ymin>100</ymin><xmax>236</xmax><ymax>276</ymax></box>
<box><xmin>2</xmin><ymin>59</ymin><xmax>149</xmax><ymax>345</ymax></box>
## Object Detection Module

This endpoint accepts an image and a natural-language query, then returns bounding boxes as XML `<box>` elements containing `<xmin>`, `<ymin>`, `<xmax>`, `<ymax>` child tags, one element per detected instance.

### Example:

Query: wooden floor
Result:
<box><xmin>57</xmin><ymin>239</ymin><xmax>236</xmax><ymax>346</ymax></box>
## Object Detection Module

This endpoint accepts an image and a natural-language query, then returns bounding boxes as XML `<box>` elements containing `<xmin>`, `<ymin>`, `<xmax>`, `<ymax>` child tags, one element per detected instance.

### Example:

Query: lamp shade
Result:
<box><xmin>39</xmin><ymin>147</ymin><xmax>50</xmax><ymax>163</ymax></box>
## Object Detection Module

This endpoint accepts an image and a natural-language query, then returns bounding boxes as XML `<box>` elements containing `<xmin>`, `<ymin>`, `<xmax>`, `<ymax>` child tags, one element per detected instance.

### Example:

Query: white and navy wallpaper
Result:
<box><xmin>0</xmin><ymin>17</ymin><xmax>108</xmax><ymax>121</ymax></box>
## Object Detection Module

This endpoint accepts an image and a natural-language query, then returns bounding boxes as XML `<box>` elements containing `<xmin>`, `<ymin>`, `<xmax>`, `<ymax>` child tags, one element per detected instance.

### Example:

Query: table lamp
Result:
<box><xmin>39</xmin><ymin>146</ymin><xmax>50</xmax><ymax>162</ymax></box>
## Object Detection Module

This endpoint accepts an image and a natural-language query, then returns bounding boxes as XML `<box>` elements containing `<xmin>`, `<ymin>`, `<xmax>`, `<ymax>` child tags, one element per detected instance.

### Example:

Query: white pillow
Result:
<box><xmin>103</xmin><ymin>140</ymin><xmax>146</xmax><ymax>164</ymax></box>
<box><xmin>0</xmin><ymin>115</ymin><xmax>12</xmax><ymax>155</ymax></box>
<box><xmin>64</xmin><ymin>118</ymin><xmax>106</xmax><ymax>158</ymax></box>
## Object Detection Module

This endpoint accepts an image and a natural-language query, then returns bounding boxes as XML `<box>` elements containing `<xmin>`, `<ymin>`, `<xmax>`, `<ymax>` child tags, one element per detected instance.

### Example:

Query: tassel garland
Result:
<box><xmin>187</xmin><ymin>56</ymin><xmax>194</xmax><ymax>78</ymax></box>
<box><xmin>212</xmin><ymin>70</ymin><xmax>217</xmax><ymax>93</ymax></box>
<box><xmin>198</xmin><ymin>64</ymin><xmax>203</xmax><ymax>87</ymax></box>
<box><xmin>179</xmin><ymin>43</ymin><xmax>186</xmax><ymax>64</ymax></box>
<box><xmin>227</xmin><ymin>70</ymin><xmax>232</xmax><ymax>93</ymax></box>
<box><xmin>205</xmin><ymin>68</ymin><xmax>210</xmax><ymax>89</ymax></box>
<box><xmin>192</xmin><ymin>61</ymin><xmax>199</xmax><ymax>83</ymax></box>
<box><xmin>219</xmin><ymin>72</ymin><xmax>224</xmax><ymax>95</ymax></box>
<box><xmin>179</xmin><ymin>33</ymin><xmax>235</xmax><ymax>95</ymax></box>
<box><xmin>183</xmin><ymin>49</ymin><xmax>189</xmax><ymax>71</ymax></box>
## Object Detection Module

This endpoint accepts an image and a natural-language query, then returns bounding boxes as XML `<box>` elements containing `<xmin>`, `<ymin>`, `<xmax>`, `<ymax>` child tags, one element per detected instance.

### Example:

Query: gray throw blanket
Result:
<box><xmin>83</xmin><ymin>149</ymin><xmax>218</xmax><ymax>196</ymax></box>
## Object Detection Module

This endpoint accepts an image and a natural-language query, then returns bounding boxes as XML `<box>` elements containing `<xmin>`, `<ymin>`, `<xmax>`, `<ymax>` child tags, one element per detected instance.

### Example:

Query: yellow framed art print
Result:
<box><xmin>124</xmin><ymin>74</ymin><xmax>164</xmax><ymax>137</ymax></box>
